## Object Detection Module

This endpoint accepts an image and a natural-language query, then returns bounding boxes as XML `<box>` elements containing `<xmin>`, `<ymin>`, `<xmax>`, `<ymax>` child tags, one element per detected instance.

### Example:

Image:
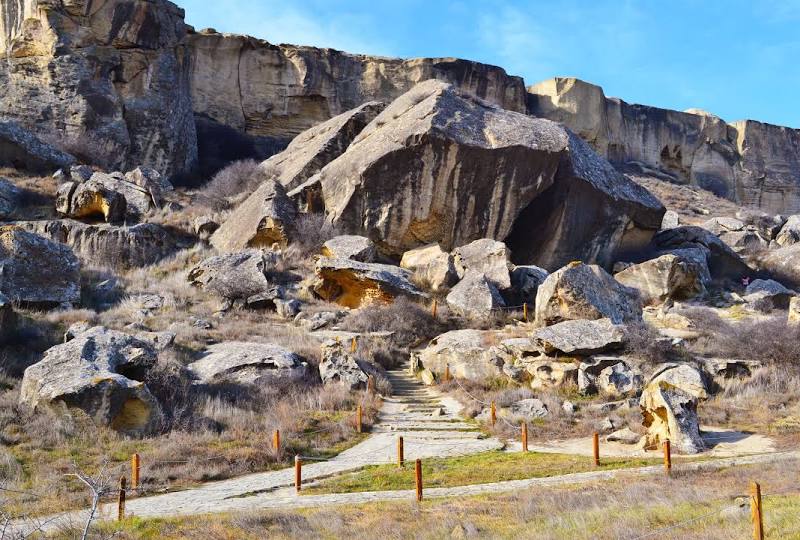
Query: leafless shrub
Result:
<box><xmin>284</xmin><ymin>213</ymin><xmax>342</xmax><ymax>261</ymax></box>
<box><xmin>201</xmin><ymin>159</ymin><xmax>264</xmax><ymax>207</ymax></box>
<box><xmin>623</xmin><ymin>322</ymin><xmax>675</xmax><ymax>365</ymax></box>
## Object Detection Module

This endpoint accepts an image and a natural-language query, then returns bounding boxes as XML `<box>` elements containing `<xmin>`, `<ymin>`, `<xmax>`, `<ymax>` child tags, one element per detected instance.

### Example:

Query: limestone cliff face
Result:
<box><xmin>528</xmin><ymin>77</ymin><xmax>800</xmax><ymax>215</ymax></box>
<box><xmin>186</xmin><ymin>29</ymin><xmax>527</xmax><ymax>144</ymax></box>
<box><xmin>0</xmin><ymin>0</ymin><xmax>197</xmax><ymax>177</ymax></box>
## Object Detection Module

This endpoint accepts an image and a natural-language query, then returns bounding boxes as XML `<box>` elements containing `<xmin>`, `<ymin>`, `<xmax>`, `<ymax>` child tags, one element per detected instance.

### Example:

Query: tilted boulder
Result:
<box><xmin>532</xmin><ymin>318</ymin><xmax>625</xmax><ymax>356</ymax></box>
<box><xmin>189</xmin><ymin>342</ymin><xmax>309</xmax><ymax>385</ymax></box>
<box><xmin>415</xmin><ymin>329</ymin><xmax>506</xmax><ymax>382</ymax></box>
<box><xmin>639</xmin><ymin>363</ymin><xmax>708</xmax><ymax>454</ymax></box>
<box><xmin>743</xmin><ymin>279</ymin><xmax>795</xmax><ymax>310</ymax></box>
<box><xmin>578</xmin><ymin>356</ymin><xmax>642</xmax><ymax>397</ymax></box>
<box><xmin>319</xmin><ymin>339</ymin><xmax>380</xmax><ymax>390</ymax></box>
<box><xmin>526</xmin><ymin>359</ymin><xmax>579</xmax><ymax>390</ymax></box>
<box><xmin>0</xmin><ymin>227</ymin><xmax>80</xmax><ymax>307</ymax></box>
<box><xmin>614</xmin><ymin>253</ymin><xmax>708</xmax><ymax>306</ymax></box>
<box><xmin>264</xmin><ymin>102</ymin><xmax>385</xmax><ymax>192</ymax></box>
<box><xmin>453</xmin><ymin>239</ymin><xmax>512</xmax><ymax>290</ymax></box>
<box><xmin>188</xmin><ymin>250</ymin><xmax>278</xmax><ymax>306</ymax></box>
<box><xmin>399</xmin><ymin>243</ymin><xmax>458</xmax><ymax>293</ymax></box>
<box><xmin>759</xmin><ymin>243</ymin><xmax>800</xmax><ymax>287</ymax></box>
<box><xmin>211</xmin><ymin>180</ymin><xmax>297</xmax><ymax>252</ymax></box>
<box><xmin>0</xmin><ymin>121</ymin><xmax>75</xmax><ymax>173</ymax></box>
<box><xmin>508</xmin><ymin>398</ymin><xmax>548</xmax><ymax>419</ymax></box>
<box><xmin>446</xmin><ymin>272</ymin><xmax>506</xmax><ymax>319</ymax></box>
<box><xmin>57</xmin><ymin>171</ymin><xmax>166</xmax><ymax>222</ymax></box>
<box><xmin>509</xmin><ymin>265</ymin><xmax>549</xmax><ymax>305</ymax></box>
<box><xmin>321</xmin><ymin>235</ymin><xmax>377</xmax><ymax>262</ymax></box>
<box><xmin>775</xmin><ymin>215</ymin><xmax>800</xmax><ymax>247</ymax></box>
<box><xmin>19</xmin><ymin>327</ymin><xmax>161</xmax><ymax>434</ymax></box>
<box><xmin>305</xmin><ymin>80</ymin><xmax>663</xmax><ymax>266</ymax></box>
<box><xmin>653</xmin><ymin>226</ymin><xmax>752</xmax><ymax>281</ymax></box>
<box><xmin>313</xmin><ymin>257</ymin><xmax>426</xmax><ymax>308</ymax></box>
<box><xmin>534</xmin><ymin>262</ymin><xmax>642</xmax><ymax>325</ymax></box>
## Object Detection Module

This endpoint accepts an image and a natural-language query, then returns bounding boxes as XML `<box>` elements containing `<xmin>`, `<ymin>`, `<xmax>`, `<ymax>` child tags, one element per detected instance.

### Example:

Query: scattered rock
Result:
<box><xmin>661</xmin><ymin>210</ymin><xmax>679</xmax><ymax>230</ymax></box>
<box><xmin>743</xmin><ymin>279</ymin><xmax>795</xmax><ymax>310</ymax></box>
<box><xmin>275</xmin><ymin>299</ymin><xmax>302</xmax><ymax>319</ymax></box>
<box><xmin>526</xmin><ymin>359</ymin><xmax>579</xmax><ymax>390</ymax></box>
<box><xmin>653</xmin><ymin>226</ymin><xmax>752</xmax><ymax>281</ymax></box>
<box><xmin>415</xmin><ymin>329</ymin><xmax>505</xmax><ymax>382</ymax></box>
<box><xmin>189</xmin><ymin>342</ymin><xmax>309</xmax><ymax>385</ymax></box>
<box><xmin>446</xmin><ymin>272</ymin><xmax>506</xmax><ymax>318</ymax></box>
<box><xmin>534</xmin><ymin>262</ymin><xmax>642</xmax><ymax>325</ymax></box>
<box><xmin>194</xmin><ymin>216</ymin><xmax>220</xmax><ymax>237</ymax></box>
<box><xmin>775</xmin><ymin>215</ymin><xmax>800</xmax><ymax>247</ymax></box>
<box><xmin>532</xmin><ymin>318</ymin><xmax>625</xmax><ymax>356</ymax></box>
<box><xmin>313</xmin><ymin>257</ymin><xmax>426</xmax><ymax>308</ymax></box>
<box><xmin>189</xmin><ymin>250</ymin><xmax>277</xmax><ymax>305</ymax></box>
<box><xmin>614</xmin><ymin>253</ymin><xmax>708</xmax><ymax>306</ymax></box>
<box><xmin>319</xmin><ymin>339</ymin><xmax>377</xmax><ymax>390</ymax></box>
<box><xmin>297</xmin><ymin>311</ymin><xmax>342</xmax><ymax>331</ymax></box>
<box><xmin>400</xmin><ymin>243</ymin><xmax>458</xmax><ymax>293</ymax></box>
<box><xmin>0</xmin><ymin>178</ymin><xmax>21</xmax><ymax>219</ymax></box>
<box><xmin>606</xmin><ymin>427</ymin><xmax>640</xmax><ymax>445</ymax></box>
<box><xmin>321</xmin><ymin>235</ymin><xmax>376</xmax><ymax>262</ymax></box>
<box><xmin>562</xmin><ymin>400</ymin><xmax>576</xmax><ymax>414</ymax></box>
<box><xmin>579</xmin><ymin>356</ymin><xmax>642</xmax><ymax>397</ymax></box>
<box><xmin>701</xmin><ymin>358</ymin><xmax>761</xmax><ymax>382</ymax></box>
<box><xmin>509</xmin><ymin>398</ymin><xmax>548</xmax><ymax>419</ymax></box>
<box><xmin>453</xmin><ymin>239</ymin><xmax>512</xmax><ymax>290</ymax></box>
<box><xmin>19</xmin><ymin>327</ymin><xmax>161</xmax><ymax>434</ymax></box>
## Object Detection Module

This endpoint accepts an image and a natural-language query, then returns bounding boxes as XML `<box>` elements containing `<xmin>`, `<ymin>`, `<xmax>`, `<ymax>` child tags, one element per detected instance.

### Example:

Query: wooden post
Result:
<box><xmin>415</xmin><ymin>459</ymin><xmax>423</xmax><ymax>502</ymax></box>
<box><xmin>750</xmin><ymin>481</ymin><xmax>764</xmax><ymax>540</ymax></box>
<box><xmin>131</xmin><ymin>453</ymin><xmax>140</xmax><ymax>491</ymax></box>
<box><xmin>350</xmin><ymin>337</ymin><xmax>357</xmax><ymax>353</ymax></box>
<box><xmin>663</xmin><ymin>440</ymin><xmax>672</xmax><ymax>475</ymax></box>
<box><xmin>367</xmin><ymin>375</ymin><xmax>375</xmax><ymax>394</ymax></box>
<box><xmin>593</xmin><ymin>433</ymin><xmax>600</xmax><ymax>467</ymax></box>
<box><xmin>117</xmin><ymin>476</ymin><xmax>126</xmax><ymax>521</ymax></box>
<box><xmin>295</xmin><ymin>455</ymin><xmax>302</xmax><ymax>493</ymax></box>
<box><xmin>431</xmin><ymin>299</ymin><xmax>438</xmax><ymax>318</ymax></box>
<box><xmin>397</xmin><ymin>436</ymin><xmax>404</xmax><ymax>467</ymax></box>
<box><xmin>523</xmin><ymin>302</ymin><xmax>528</xmax><ymax>323</ymax></box>
<box><xmin>490</xmin><ymin>401</ymin><xmax>496</xmax><ymax>426</ymax></box>
<box><xmin>273</xmin><ymin>429</ymin><xmax>281</xmax><ymax>452</ymax></box>
<box><xmin>521</xmin><ymin>422</ymin><xmax>528</xmax><ymax>452</ymax></box>
<box><xmin>356</xmin><ymin>404</ymin><xmax>363</xmax><ymax>433</ymax></box>
<box><xmin>444</xmin><ymin>364</ymin><xmax>450</xmax><ymax>383</ymax></box>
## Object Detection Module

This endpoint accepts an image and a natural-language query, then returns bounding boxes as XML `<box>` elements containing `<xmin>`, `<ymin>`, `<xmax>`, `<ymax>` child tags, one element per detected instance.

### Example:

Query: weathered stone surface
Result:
<box><xmin>275</xmin><ymin>299</ymin><xmax>302</xmax><ymax>320</ymax></box>
<box><xmin>528</xmin><ymin>77</ymin><xmax>800</xmax><ymax>215</ymax></box>
<box><xmin>790</xmin><ymin>297</ymin><xmax>800</xmax><ymax>325</ymax></box>
<box><xmin>701</xmin><ymin>217</ymin><xmax>746</xmax><ymax>236</ymax></box>
<box><xmin>526</xmin><ymin>359</ymin><xmax>579</xmax><ymax>390</ymax></box>
<box><xmin>14</xmin><ymin>219</ymin><xmax>176</xmax><ymax>269</ymax></box>
<box><xmin>188</xmin><ymin>250</ymin><xmax>276</xmax><ymax>304</ymax></box>
<box><xmin>19</xmin><ymin>327</ymin><xmax>161</xmax><ymax>434</ymax></box>
<box><xmin>743</xmin><ymin>279</ymin><xmax>795</xmax><ymax>310</ymax></box>
<box><xmin>508</xmin><ymin>398</ymin><xmax>548</xmax><ymax>419</ymax></box>
<box><xmin>775</xmin><ymin>215</ymin><xmax>800</xmax><ymax>247</ymax></box>
<box><xmin>595</xmin><ymin>359</ymin><xmax>643</xmax><ymax>398</ymax></box>
<box><xmin>453</xmin><ymin>239</ymin><xmax>512</xmax><ymax>289</ymax></box>
<box><xmin>445</xmin><ymin>272</ymin><xmax>506</xmax><ymax>319</ymax></box>
<box><xmin>759</xmin><ymin>243</ymin><xmax>800</xmax><ymax>287</ymax></box>
<box><xmin>661</xmin><ymin>210</ymin><xmax>679</xmax><ymax>230</ymax></box>
<box><xmin>535</xmin><ymin>262</ymin><xmax>642</xmax><ymax>325</ymax></box>
<box><xmin>639</xmin><ymin>363</ymin><xmax>708</xmax><ymax>454</ymax></box>
<box><xmin>0</xmin><ymin>121</ymin><xmax>75</xmax><ymax>173</ymax></box>
<box><xmin>606</xmin><ymin>428</ymin><xmax>641</xmax><ymax>444</ymax></box>
<box><xmin>0</xmin><ymin>178</ymin><xmax>21</xmax><ymax>219</ymax></box>
<box><xmin>56</xmin><ymin>178</ymin><xmax>127</xmax><ymax>223</ymax></box>
<box><xmin>211</xmin><ymin>180</ymin><xmax>297</xmax><ymax>252</ymax></box>
<box><xmin>0</xmin><ymin>0</ymin><xmax>196</xmax><ymax>177</ymax></box>
<box><xmin>509</xmin><ymin>265</ymin><xmax>549</xmax><ymax>305</ymax></box>
<box><xmin>701</xmin><ymin>358</ymin><xmax>762</xmax><ymax>382</ymax></box>
<box><xmin>0</xmin><ymin>226</ymin><xmax>80</xmax><ymax>307</ymax></box>
<box><xmin>321</xmin><ymin>236</ymin><xmax>376</xmax><ymax>263</ymax></box>
<box><xmin>319</xmin><ymin>339</ymin><xmax>379</xmax><ymax>390</ymax></box>
<box><xmin>194</xmin><ymin>215</ymin><xmax>220</xmax><ymax>237</ymax></box>
<box><xmin>189</xmin><ymin>342</ymin><xmax>309</xmax><ymax>385</ymax></box>
<box><xmin>305</xmin><ymin>80</ymin><xmax>662</xmax><ymax>267</ymax></box>
<box><xmin>400</xmin><ymin>243</ymin><xmax>458</xmax><ymax>293</ymax></box>
<box><xmin>313</xmin><ymin>257</ymin><xmax>425</xmax><ymax>308</ymax></box>
<box><xmin>614</xmin><ymin>253</ymin><xmax>707</xmax><ymax>306</ymax></box>
<box><xmin>653</xmin><ymin>226</ymin><xmax>752</xmax><ymax>281</ymax></box>
<box><xmin>532</xmin><ymin>319</ymin><xmax>624</xmax><ymax>356</ymax></box>
<box><xmin>0</xmin><ymin>293</ymin><xmax>17</xmax><ymax>344</ymax></box>
<box><xmin>263</xmin><ymin>102</ymin><xmax>385</xmax><ymax>192</ymax></box>
<box><xmin>415</xmin><ymin>329</ymin><xmax>505</xmax><ymax>382</ymax></box>
<box><xmin>188</xmin><ymin>30</ymin><xmax>527</xmax><ymax>145</ymax></box>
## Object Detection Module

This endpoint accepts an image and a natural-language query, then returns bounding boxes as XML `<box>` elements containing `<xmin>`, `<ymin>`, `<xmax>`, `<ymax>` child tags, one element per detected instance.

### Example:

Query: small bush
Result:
<box><xmin>341</xmin><ymin>297</ymin><xmax>447</xmax><ymax>349</ymax></box>
<box><xmin>202</xmin><ymin>159</ymin><xmax>264</xmax><ymax>205</ymax></box>
<box><xmin>622</xmin><ymin>322</ymin><xmax>674</xmax><ymax>365</ymax></box>
<box><xmin>285</xmin><ymin>213</ymin><xmax>342</xmax><ymax>260</ymax></box>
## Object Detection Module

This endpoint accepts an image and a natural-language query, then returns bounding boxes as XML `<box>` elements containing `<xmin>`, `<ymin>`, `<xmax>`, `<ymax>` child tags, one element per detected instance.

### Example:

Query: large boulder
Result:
<box><xmin>189</xmin><ymin>342</ymin><xmax>309</xmax><ymax>385</ymax></box>
<box><xmin>445</xmin><ymin>272</ymin><xmax>506</xmax><ymax>319</ymax></box>
<box><xmin>578</xmin><ymin>356</ymin><xmax>642</xmax><ymax>397</ymax></box>
<box><xmin>318</xmin><ymin>339</ymin><xmax>379</xmax><ymax>390</ymax></box>
<box><xmin>188</xmin><ymin>250</ymin><xmax>278</xmax><ymax>306</ymax></box>
<box><xmin>509</xmin><ymin>265</ymin><xmax>549</xmax><ymax>305</ymax></box>
<box><xmin>0</xmin><ymin>227</ymin><xmax>80</xmax><ymax>307</ymax></box>
<box><xmin>0</xmin><ymin>1</ymin><xmax>197</xmax><ymax>177</ymax></box>
<box><xmin>743</xmin><ymin>279</ymin><xmax>795</xmax><ymax>310</ymax></box>
<box><xmin>56</xmin><ymin>170</ymin><xmax>169</xmax><ymax>222</ymax></box>
<box><xmin>639</xmin><ymin>364</ymin><xmax>708</xmax><ymax>454</ymax></box>
<box><xmin>303</xmin><ymin>80</ymin><xmax>663</xmax><ymax>267</ymax></box>
<box><xmin>653</xmin><ymin>226</ymin><xmax>752</xmax><ymax>281</ymax></box>
<box><xmin>400</xmin><ymin>243</ymin><xmax>458</xmax><ymax>293</ymax></box>
<box><xmin>210</xmin><ymin>180</ymin><xmax>297</xmax><ymax>252</ymax></box>
<box><xmin>534</xmin><ymin>262</ymin><xmax>642</xmax><ymax>325</ymax></box>
<box><xmin>532</xmin><ymin>318</ymin><xmax>625</xmax><ymax>356</ymax></box>
<box><xmin>415</xmin><ymin>329</ymin><xmax>505</xmax><ymax>382</ymax></box>
<box><xmin>614</xmin><ymin>253</ymin><xmax>708</xmax><ymax>306</ymax></box>
<box><xmin>526</xmin><ymin>358</ymin><xmax>579</xmax><ymax>390</ymax></box>
<box><xmin>19</xmin><ymin>327</ymin><xmax>161</xmax><ymax>434</ymax></box>
<box><xmin>313</xmin><ymin>257</ymin><xmax>425</xmax><ymax>308</ymax></box>
<box><xmin>759</xmin><ymin>243</ymin><xmax>800</xmax><ymax>288</ymax></box>
<box><xmin>321</xmin><ymin>235</ymin><xmax>376</xmax><ymax>263</ymax></box>
<box><xmin>0</xmin><ymin>121</ymin><xmax>75</xmax><ymax>173</ymax></box>
<box><xmin>775</xmin><ymin>215</ymin><xmax>800</xmax><ymax>247</ymax></box>
<box><xmin>453</xmin><ymin>239</ymin><xmax>512</xmax><ymax>290</ymax></box>
<box><xmin>263</xmin><ymin>102</ymin><xmax>385</xmax><ymax>192</ymax></box>
<box><xmin>0</xmin><ymin>178</ymin><xmax>21</xmax><ymax>219</ymax></box>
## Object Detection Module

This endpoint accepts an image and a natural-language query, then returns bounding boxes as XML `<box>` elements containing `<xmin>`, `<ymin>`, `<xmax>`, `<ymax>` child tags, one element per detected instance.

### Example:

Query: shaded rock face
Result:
<box><xmin>614</xmin><ymin>253</ymin><xmax>707</xmax><ymax>306</ymax></box>
<box><xmin>19</xmin><ymin>327</ymin><xmax>161</xmax><ymax>434</ymax></box>
<box><xmin>13</xmin><ymin>219</ymin><xmax>176</xmax><ymax>269</ymax></box>
<box><xmin>0</xmin><ymin>226</ymin><xmax>80</xmax><ymax>307</ymax></box>
<box><xmin>187</xmin><ymin>30</ymin><xmax>527</xmax><ymax>145</ymax></box>
<box><xmin>653</xmin><ymin>226</ymin><xmax>751</xmax><ymax>281</ymax></box>
<box><xmin>399</xmin><ymin>243</ymin><xmax>457</xmax><ymax>293</ymax></box>
<box><xmin>0</xmin><ymin>0</ymin><xmax>197</xmax><ymax>178</ymax></box>
<box><xmin>535</xmin><ymin>263</ymin><xmax>642</xmax><ymax>325</ymax></box>
<box><xmin>509</xmin><ymin>265</ymin><xmax>549</xmax><ymax>305</ymax></box>
<box><xmin>532</xmin><ymin>319</ymin><xmax>625</xmax><ymax>356</ymax></box>
<box><xmin>210</xmin><ymin>180</ymin><xmax>297</xmax><ymax>253</ymax></box>
<box><xmin>0</xmin><ymin>293</ymin><xmax>17</xmax><ymax>345</ymax></box>
<box><xmin>639</xmin><ymin>364</ymin><xmax>708</xmax><ymax>454</ymax></box>
<box><xmin>743</xmin><ymin>279</ymin><xmax>795</xmax><ymax>310</ymax></box>
<box><xmin>528</xmin><ymin>77</ymin><xmax>800</xmax><ymax>215</ymax></box>
<box><xmin>0</xmin><ymin>121</ymin><xmax>75</xmax><ymax>173</ymax></box>
<box><xmin>313</xmin><ymin>257</ymin><xmax>425</xmax><ymax>309</ymax></box>
<box><xmin>0</xmin><ymin>178</ymin><xmax>21</xmax><ymax>219</ymax></box>
<box><xmin>189</xmin><ymin>342</ymin><xmax>309</xmax><ymax>385</ymax></box>
<box><xmin>302</xmin><ymin>80</ymin><xmax>662</xmax><ymax>267</ymax></box>
<box><xmin>578</xmin><ymin>356</ymin><xmax>642</xmax><ymax>398</ymax></box>
<box><xmin>445</xmin><ymin>271</ymin><xmax>506</xmax><ymax>318</ymax></box>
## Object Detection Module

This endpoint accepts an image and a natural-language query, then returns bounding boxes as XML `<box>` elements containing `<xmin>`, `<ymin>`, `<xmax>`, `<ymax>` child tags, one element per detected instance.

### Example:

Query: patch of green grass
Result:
<box><xmin>304</xmin><ymin>450</ymin><xmax>659</xmax><ymax>494</ymax></box>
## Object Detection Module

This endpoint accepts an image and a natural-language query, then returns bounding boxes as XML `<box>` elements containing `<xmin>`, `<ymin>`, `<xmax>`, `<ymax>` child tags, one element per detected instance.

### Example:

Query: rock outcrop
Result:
<box><xmin>0</xmin><ymin>121</ymin><xmax>75</xmax><ymax>173</ymax></box>
<box><xmin>414</xmin><ymin>329</ymin><xmax>505</xmax><ymax>382</ymax></box>
<box><xmin>535</xmin><ymin>262</ymin><xmax>642</xmax><ymax>325</ymax></box>
<box><xmin>453</xmin><ymin>239</ymin><xmax>512</xmax><ymax>290</ymax></box>
<box><xmin>19</xmin><ymin>327</ymin><xmax>161</xmax><ymax>434</ymax></box>
<box><xmin>321</xmin><ymin>235</ymin><xmax>376</xmax><ymax>262</ymax></box>
<box><xmin>400</xmin><ymin>244</ymin><xmax>458</xmax><ymax>292</ymax></box>
<box><xmin>532</xmin><ymin>319</ymin><xmax>625</xmax><ymax>356</ymax></box>
<box><xmin>189</xmin><ymin>342</ymin><xmax>309</xmax><ymax>385</ymax></box>
<box><xmin>445</xmin><ymin>272</ymin><xmax>506</xmax><ymax>318</ymax></box>
<box><xmin>0</xmin><ymin>226</ymin><xmax>80</xmax><ymax>307</ymax></box>
<box><xmin>56</xmin><ymin>170</ymin><xmax>169</xmax><ymax>222</ymax></box>
<box><xmin>313</xmin><ymin>257</ymin><xmax>425</xmax><ymax>308</ymax></box>
<box><xmin>653</xmin><ymin>226</ymin><xmax>752</xmax><ymax>281</ymax></box>
<box><xmin>614</xmin><ymin>253</ymin><xmax>707</xmax><ymax>306</ymax></box>
<box><xmin>0</xmin><ymin>0</ymin><xmax>197</xmax><ymax>177</ymax></box>
<box><xmin>528</xmin><ymin>77</ymin><xmax>800</xmax><ymax>215</ymax></box>
<box><xmin>188</xmin><ymin>250</ymin><xmax>279</xmax><ymax>306</ymax></box>
<box><xmin>318</xmin><ymin>339</ymin><xmax>378</xmax><ymax>390</ymax></box>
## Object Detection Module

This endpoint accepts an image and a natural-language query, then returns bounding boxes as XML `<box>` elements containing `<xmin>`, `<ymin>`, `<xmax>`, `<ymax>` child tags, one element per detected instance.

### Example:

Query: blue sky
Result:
<box><xmin>180</xmin><ymin>0</ymin><xmax>800</xmax><ymax>128</ymax></box>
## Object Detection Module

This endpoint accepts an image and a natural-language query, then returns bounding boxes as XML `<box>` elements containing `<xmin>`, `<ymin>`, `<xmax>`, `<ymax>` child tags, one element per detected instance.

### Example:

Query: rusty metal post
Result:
<box><xmin>398</xmin><ymin>436</ymin><xmax>404</xmax><ymax>467</ymax></box>
<box><xmin>295</xmin><ymin>455</ymin><xmax>302</xmax><ymax>493</ymax></box>
<box><xmin>593</xmin><ymin>433</ymin><xmax>600</xmax><ymax>467</ymax></box>
<box><xmin>367</xmin><ymin>375</ymin><xmax>375</xmax><ymax>394</ymax></box>
<box><xmin>117</xmin><ymin>476</ymin><xmax>126</xmax><ymax>521</ymax></box>
<box><xmin>444</xmin><ymin>364</ymin><xmax>450</xmax><ymax>383</ymax></box>
<box><xmin>522</xmin><ymin>422</ymin><xmax>528</xmax><ymax>452</ymax></box>
<box><xmin>750</xmin><ymin>481</ymin><xmax>764</xmax><ymax>540</ymax></box>
<box><xmin>415</xmin><ymin>459</ymin><xmax>423</xmax><ymax>502</ymax></box>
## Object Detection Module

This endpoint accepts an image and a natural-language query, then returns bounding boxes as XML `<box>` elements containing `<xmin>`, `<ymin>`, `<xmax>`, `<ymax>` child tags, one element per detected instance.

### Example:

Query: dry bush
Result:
<box><xmin>200</xmin><ymin>159</ymin><xmax>263</xmax><ymax>204</ymax></box>
<box><xmin>341</xmin><ymin>297</ymin><xmax>446</xmax><ymax>347</ymax></box>
<box><xmin>284</xmin><ymin>213</ymin><xmax>342</xmax><ymax>263</ymax></box>
<box><xmin>622</xmin><ymin>322</ymin><xmax>676</xmax><ymax>365</ymax></box>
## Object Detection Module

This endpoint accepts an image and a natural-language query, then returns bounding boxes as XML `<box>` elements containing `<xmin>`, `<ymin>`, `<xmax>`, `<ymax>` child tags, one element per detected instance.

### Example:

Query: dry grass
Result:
<box><xmin>199</xmin><ymin>159</ymin><xmax>264</xmax><ymax>209</ymax></box>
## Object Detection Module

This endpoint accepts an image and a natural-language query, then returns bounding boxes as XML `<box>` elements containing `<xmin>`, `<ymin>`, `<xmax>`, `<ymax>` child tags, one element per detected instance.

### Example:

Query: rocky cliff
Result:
<box><xmin>528</xmin><ymin>77</ymin><xmax>800</xmax><ymax>215</ymax></box>
<box><xmin>0</xmin><ymin>0</ymin><xmax>197</xmax><ymax>177</ymax></box>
